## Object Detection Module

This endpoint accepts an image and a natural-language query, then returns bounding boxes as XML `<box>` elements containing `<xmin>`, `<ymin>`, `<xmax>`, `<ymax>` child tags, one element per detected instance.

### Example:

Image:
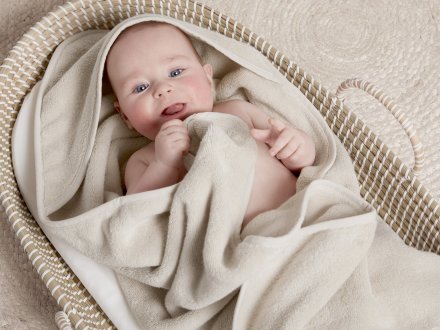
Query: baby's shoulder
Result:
<box><xmin>213</xmin><ymin>99</ymin><xmax>255</xmax><ymax>127</ymax></box>
<box><xmin>124</xmin><ymin>142</ymin><xmax>155</xmax><ymax>190</ymax></box>
<box><xmin>126</xmin><ymin>143</ymin><xmax>155</xmax><ymax>171</ymax></box>
<box><xmin>214</xmin><ymin>99</ymin><xmax>251</xmax><ymax>111</ymax></box>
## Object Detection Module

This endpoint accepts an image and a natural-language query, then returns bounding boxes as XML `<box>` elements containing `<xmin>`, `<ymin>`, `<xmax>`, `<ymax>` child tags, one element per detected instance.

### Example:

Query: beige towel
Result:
<box><xmin>32</xmin><ymin>14</ymin><xmax>440</xmax><ymax>329</ymax></box>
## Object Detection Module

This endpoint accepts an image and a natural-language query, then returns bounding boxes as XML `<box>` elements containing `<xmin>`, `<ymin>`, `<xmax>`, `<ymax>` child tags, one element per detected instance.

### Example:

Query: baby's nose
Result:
<box><xmin>154</xmin><ymin>83</ymin><xmax>173</xmax><ymax>98</ymax></box>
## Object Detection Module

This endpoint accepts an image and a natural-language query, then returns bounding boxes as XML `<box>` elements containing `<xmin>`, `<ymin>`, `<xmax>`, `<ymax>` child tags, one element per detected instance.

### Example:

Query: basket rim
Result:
<box><xmin>0</xmin><ymin>0</ymin><xmax>439</xmax><ymax>328</ymax></box>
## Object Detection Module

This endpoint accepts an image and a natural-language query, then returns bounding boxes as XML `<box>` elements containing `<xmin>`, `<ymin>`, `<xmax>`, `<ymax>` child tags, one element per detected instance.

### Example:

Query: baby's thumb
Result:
<box><xmin>251</xmin><ymin>128</ymin><xmax>270</xmax><ymax>142</ymax></box>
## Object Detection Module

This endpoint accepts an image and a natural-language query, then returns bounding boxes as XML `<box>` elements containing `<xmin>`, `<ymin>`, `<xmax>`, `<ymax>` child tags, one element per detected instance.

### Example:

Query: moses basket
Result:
<box><xmin>0</xmin><ymin>0</ymin><xmax>438</xmax><ymax>328</ymax></box>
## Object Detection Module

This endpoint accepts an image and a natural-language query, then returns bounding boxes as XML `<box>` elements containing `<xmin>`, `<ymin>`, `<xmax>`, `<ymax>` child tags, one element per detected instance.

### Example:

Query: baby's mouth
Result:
<box><xmin>162</xmin><ymin>103</ymin><xmax>185</xmax><ymax>116</ymax></box>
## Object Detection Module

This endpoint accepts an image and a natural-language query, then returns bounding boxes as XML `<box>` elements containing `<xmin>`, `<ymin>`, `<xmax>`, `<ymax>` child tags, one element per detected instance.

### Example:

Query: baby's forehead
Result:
<box><xmin>110</xmin><ymin>22</ymin><xmax>201</xmax><ymax>61</ymax></box>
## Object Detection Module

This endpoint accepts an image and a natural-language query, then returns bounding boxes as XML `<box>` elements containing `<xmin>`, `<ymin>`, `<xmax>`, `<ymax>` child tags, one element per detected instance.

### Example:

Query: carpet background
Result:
<box><xmin>1</xmin><ymin>0</ymin><xmax>439</xmax><ymax>328</ymax></box>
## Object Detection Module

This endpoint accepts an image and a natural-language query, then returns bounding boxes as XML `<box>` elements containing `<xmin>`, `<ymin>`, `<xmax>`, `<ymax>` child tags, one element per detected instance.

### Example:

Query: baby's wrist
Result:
<box><xmin>154</xmin><ymin>158</ymin><xmax>184</xmax><ymax>171</ymax></box>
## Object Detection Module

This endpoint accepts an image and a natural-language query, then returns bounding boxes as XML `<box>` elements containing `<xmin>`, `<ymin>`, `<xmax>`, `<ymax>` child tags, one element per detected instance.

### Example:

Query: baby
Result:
<box><xmin>106</xmin><ymin>22</ymin><xmax>316</xmax><ymax>227</ymax></box>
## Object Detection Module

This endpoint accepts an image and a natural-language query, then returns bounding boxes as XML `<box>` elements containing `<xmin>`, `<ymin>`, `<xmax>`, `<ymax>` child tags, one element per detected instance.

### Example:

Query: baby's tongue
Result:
<box><xmin>163</xmin><ymin>103</ymin><xmax>183</xmax><ymax>115</ymax></box>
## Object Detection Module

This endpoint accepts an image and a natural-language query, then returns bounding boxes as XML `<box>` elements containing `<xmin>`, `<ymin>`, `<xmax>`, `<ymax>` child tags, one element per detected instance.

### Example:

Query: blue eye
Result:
<box><xmin>133</xmin><ymin>83</ymin><xmax>149</xmax><ymax>94</ymax></box>
<box><xmin>169</xmin><ymin>68</ymin><xmax>183</xmax><ymax>78</ymax></box>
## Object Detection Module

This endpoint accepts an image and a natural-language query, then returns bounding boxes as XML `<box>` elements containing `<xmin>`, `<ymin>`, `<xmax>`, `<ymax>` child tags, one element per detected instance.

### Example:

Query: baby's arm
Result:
<box><xmin>252</xmin><ymin>116</ymin><xmax>315</xmax><ymax>172</ymax></box>
<box><xmin>125</xmin><ymin>119</ymin><xmax>189</xmax><ymax>194</ymax></box>
<box><xmin>216</xmin><ymin>100</ymin><xmax>315</xmax><ymax>172</ymax></box>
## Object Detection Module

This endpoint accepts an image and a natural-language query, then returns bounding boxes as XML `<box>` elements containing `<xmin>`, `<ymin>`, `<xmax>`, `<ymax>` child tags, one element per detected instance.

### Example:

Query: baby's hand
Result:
<box><xmin>155</xmin><ymin>119</ymin><xmax>190</xmax><ymax>169</ymax></box>
<box><xmin>251</xmin><ymin>118</ymin><xmax>315</xmax><ymax>171</ymax></box>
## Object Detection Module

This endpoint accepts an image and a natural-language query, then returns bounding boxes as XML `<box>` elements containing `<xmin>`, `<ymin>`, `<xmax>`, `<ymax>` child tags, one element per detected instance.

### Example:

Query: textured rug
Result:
<box><xmin>1</xmin><ymin>0</ymin><xmax>439</xmax><ymax>328</ymax></box>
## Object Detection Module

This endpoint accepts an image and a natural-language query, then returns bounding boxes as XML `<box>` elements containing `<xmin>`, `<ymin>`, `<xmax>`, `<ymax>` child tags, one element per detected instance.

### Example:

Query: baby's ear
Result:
<box><xmin>203</xmin><ymin>63</ymin><xmax>213</xmax><ymax>81</ymax></box>
<box><xmin>114</xmin><ymin>101</ymin><xmax>133</xmax><ymax>130</ymax></box>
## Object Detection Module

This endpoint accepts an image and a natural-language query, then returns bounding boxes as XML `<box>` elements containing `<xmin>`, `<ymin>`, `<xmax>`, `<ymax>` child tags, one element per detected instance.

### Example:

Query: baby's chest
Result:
<box><xmin>253</xmin><ymin>142</ymin><xmax>297</xmax><ymax>188</ymax></box>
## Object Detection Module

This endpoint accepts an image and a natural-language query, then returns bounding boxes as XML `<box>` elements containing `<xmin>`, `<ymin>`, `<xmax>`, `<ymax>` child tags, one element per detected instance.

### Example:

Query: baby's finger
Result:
<box><xmin>168</xmin><ymin>131</ymin><xmax>190</xmax><ymax>142</ymax></box>
<box><xmin>269</xmin><ymin>129</ymin><xmax>294</xmax><ymax>156</ymax></box>
<box><xmin>161</xmin><ymin>124</ymin><xmax>188</xmax><ymax>135</ymax></box>
<box><xmin>268</xmin><ymin>118</ymin><xmax>286</xmax><ymax>133</ymax></box>
<box><xmin>174</xmin><ymin>138</ymin><xmax>190</xmax><ymax>154</ymax></box>
<box><xmin>174</xmin><ymin>137</ymin><xmax>190</xmax><ymax>148</ymax></box>
<box><xmin>276</xmin><ymin>141</ymin><xmax>300</xmax><ymax>160</ymax></box>
<box><xmin>160</xmin><ymin>119</ymin><xmax>184</xmax><ymax>130</ymax></box>
<box><xmin>251</xmin><ymin>128</ymin><xmax>271</xmax><ymax>142</ymax></box>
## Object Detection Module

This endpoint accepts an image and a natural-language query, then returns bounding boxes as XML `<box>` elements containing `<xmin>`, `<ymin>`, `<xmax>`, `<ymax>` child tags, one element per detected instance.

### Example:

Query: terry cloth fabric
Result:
<box><xmin>33</xmin><ymin>14</ymin><xmax>440</xmax><ymax>329</ymax></box>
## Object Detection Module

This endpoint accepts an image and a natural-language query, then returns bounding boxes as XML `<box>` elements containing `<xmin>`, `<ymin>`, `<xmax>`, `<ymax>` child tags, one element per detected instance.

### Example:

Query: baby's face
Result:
<box><xmin>106</xmin><ymin>23</ymin><xmax>214</xmax><ymax>139</ymax></box>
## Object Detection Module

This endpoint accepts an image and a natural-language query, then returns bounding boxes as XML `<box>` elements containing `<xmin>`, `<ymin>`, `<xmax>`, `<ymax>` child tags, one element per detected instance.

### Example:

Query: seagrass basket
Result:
<box><xmin>1</xmin><ymin>0</ymin><xmax>439</xmax><ymax>328</ymax></box>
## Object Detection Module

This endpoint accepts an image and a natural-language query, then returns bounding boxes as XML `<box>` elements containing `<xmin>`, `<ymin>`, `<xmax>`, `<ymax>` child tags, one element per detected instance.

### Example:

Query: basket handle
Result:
<box><xmin>336</xmin><ymin>78</ymin><xmax>424</xmax><ymax>176</ymax></box>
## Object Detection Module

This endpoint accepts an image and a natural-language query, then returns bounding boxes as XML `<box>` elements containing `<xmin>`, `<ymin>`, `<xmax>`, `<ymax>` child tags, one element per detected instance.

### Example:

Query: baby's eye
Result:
<box><xmin>169</xmin><ymin>68</ymin><xmax>184</xmax><ymax>78</ymax></box>
<box><xmin>133</xmin><ymin>83</ymin><xmax>149</xmax><ymax>94</ymax></box>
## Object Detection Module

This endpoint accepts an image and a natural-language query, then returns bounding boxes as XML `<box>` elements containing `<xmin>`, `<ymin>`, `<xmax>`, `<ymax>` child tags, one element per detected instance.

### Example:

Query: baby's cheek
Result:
<box><xmin>128</xmin><ymin>102</ymin><xmax>158</xmax><ymax>138</ymax></box>
<box><xmin>187</xmin><ymin>76</ymin><xmax>214</xmax><ymax>103</ymax></box>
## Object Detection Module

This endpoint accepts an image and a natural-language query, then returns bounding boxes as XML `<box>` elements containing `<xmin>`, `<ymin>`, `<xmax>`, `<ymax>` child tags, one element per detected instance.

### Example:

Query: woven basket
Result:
<box><xmin>1</xmin><ymin>0</ymin><xmax>439</xmax><ymax>328</ymax></box>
